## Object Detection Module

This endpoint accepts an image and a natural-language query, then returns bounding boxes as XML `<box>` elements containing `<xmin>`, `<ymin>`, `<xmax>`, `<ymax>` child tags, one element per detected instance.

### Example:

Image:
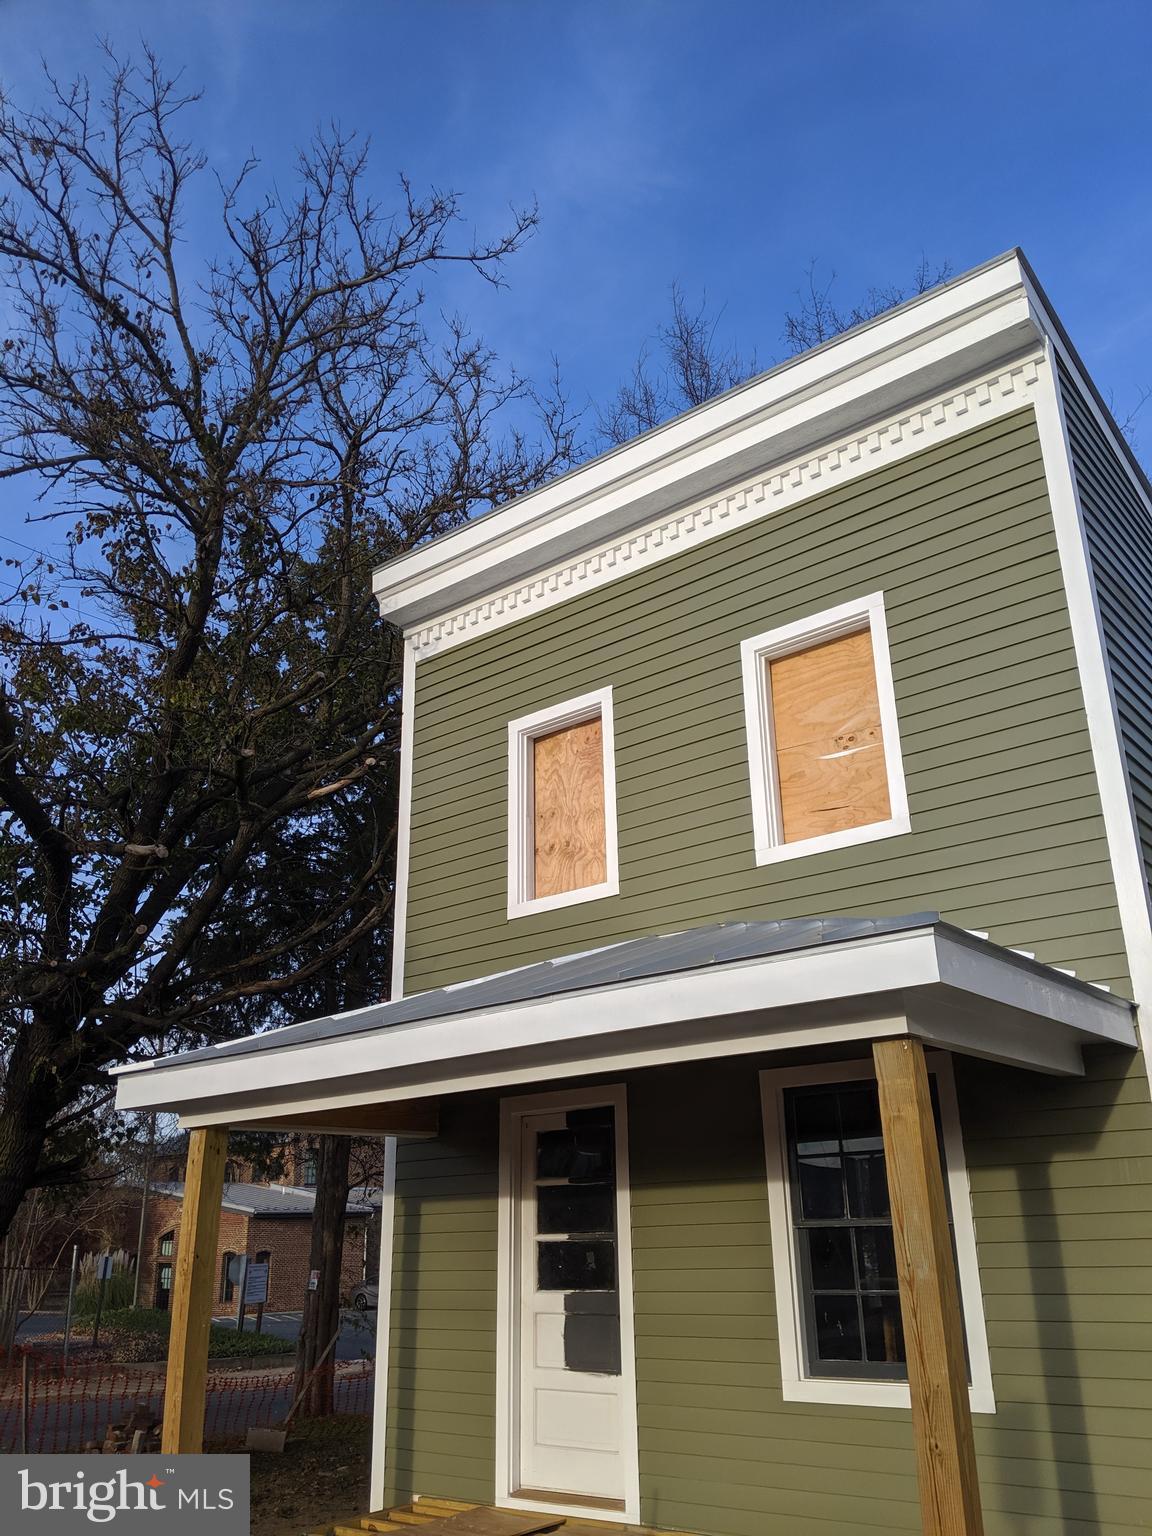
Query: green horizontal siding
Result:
<box><xmin>383</xmin><ymin>1049</ymin><xmax>1152</xmax><ymax>1535</ymax></box>
<box><xmin>383</xmin><ymin>1097</ymin><xmax>500</xmax><ymax>1510</ymax></box>
<box><xmin>403</xmin><ymin>408</ymin><xmax>1130</xmax><ymax>998</ymax></box>
<box><xmin>1059</xmin><ymin>359</ymin><xmax>1152</xmax><ymax>897</ymax></box>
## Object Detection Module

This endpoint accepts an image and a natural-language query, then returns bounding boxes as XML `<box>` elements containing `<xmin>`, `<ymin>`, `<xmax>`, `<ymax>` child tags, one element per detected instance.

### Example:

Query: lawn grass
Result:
<box><xmin>38</xmin><ymin>1306</ymin><xmax>294</xmax><ymax>1363</ymax></box>
<box><xmin>108</xmin><ymin>1307</ymin><xmax>291</xmax><ymax>1359</ymax></box>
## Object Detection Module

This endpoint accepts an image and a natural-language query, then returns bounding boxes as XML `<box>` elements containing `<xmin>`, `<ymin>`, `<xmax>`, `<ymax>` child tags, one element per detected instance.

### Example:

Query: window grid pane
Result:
<box><xmin>787</xmin><ymin>1081</ymin><xmax>914</xmax><ymax>1381</ymax></box>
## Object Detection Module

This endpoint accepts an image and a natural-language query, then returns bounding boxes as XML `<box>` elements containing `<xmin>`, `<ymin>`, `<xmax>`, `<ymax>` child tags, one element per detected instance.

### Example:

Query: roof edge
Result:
<box><xmin>372</xmin><ymin>250</ymin><xmax>1038</xmax><ymax>630</ymax></box>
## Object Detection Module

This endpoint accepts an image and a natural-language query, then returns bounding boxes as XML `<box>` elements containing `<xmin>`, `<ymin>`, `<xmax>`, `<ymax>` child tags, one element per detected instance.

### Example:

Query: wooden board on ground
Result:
<box><xmin>324</xmin><ymin>1507</ymin><xmax>563</xmax><ymax>1536</ymax></box>
<box><xmin>418</xmin><ymin>1513</ymin><xmax>564</xmax><ymax>1535</ymax></box>
<box><xmin>315</xmin><ymin>1500</ymin><xmax>685</xmax><ymax>1536</ymax></box>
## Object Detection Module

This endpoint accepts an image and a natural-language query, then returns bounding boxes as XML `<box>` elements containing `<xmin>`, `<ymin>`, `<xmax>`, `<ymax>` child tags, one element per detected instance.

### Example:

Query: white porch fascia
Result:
<box><xmin>111</xmin><ymin>924</ymin><xmax>1134</xmax><ymax>1129</ymax></box>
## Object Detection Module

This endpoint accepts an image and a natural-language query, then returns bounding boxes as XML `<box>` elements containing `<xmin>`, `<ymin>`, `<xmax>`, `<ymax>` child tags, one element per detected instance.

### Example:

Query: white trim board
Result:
<box><xmin>506</xmin><ymin>687</ymin><xmax>620</xmax><ymax>919</ymax></box>
<box><xmin>496</xmin><ymin>1084</ymin><xmax>641</xmax><ymax>1525</ymax></box>
<box><xmin>740</xmin><ymin>591</ymin><xmax>910</xmax><ymax>865</ymax></box>
<box><xmin>1020</xmin><ymin>280</ymin><xmax>1152</xmax><ymax>1067</ymax></box>
<box><xmin>375</xmin><ymin>252</ymin><xmax>1042</xmax><ymax>642</ymax></box>
<box><xmin>368</xmin><ymin>1136</ymin><xmax>397</xmax><ymax>1512</ymax></box>
<box><xmin>758</xmin><ymin>1054</ymin><xmax>995</xmax><ymax>1414</ymax></box>
<box><xmin>114</xmin><ymin>926</ymin><xmax>1136</xmax><ymax>1125</ymax></box>
<box><xmin>399</xmin><ymin>353</ymin><xmax>1044</xmax><ymax>660</ymax></box>
<box><xmin>390</xmin><ymin>639</ymin><xmax>417</xmax><ymax>1002</ymax></box>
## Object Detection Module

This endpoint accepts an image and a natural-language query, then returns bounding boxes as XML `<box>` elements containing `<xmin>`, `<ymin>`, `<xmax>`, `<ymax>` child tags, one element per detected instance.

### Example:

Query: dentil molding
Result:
<box><xmin>408</xmin><ymin>353</ymin><xmax>1044</xmax><ymax>660</ymax></box>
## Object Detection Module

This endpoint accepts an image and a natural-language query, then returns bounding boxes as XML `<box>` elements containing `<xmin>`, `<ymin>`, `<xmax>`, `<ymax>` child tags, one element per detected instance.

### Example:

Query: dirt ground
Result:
<box><xmin>248</xmin><ymin>1415</ymin><xmax>372</xmax><ymax>1536</ymax></box>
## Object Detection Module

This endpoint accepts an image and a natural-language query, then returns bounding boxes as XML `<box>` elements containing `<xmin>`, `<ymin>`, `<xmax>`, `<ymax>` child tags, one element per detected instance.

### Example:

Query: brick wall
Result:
<box><xmin>245</xmin><ymin>1214</ymin><xmax>368</xmax><ymax>1309</ymax></box>
<box><xmin>136</xmin><ymin>1192</ymin><xmax>367</xmax><ymax>1313</ymax></box>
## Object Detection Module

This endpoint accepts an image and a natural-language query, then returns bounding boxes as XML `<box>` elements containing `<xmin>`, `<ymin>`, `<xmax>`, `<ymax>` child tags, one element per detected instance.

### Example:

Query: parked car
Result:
<box><xmin>349</xmin><ymin>1282</ymin><xmax>378</xmax><ymax>1312</ymax></box>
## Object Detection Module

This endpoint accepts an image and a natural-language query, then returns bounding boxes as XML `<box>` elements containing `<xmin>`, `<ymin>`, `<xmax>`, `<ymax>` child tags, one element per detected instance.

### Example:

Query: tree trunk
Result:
<box><xmin>0</xmin><ymin>1025</ymin><xmax>60</xmax><ymax>1244</ymax></box>
<box><xmin>292</xmin><ymin>932</ymin><xmax>373</xmax><ymax>1416</ymax></box>
<box><xmin>293</xmin><ymin>1133</ymin><xmax>352</xmax><ymax>1417</ymax></box>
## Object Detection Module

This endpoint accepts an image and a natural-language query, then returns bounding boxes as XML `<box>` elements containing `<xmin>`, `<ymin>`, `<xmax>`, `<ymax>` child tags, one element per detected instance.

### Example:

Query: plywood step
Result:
<box><xmin>406</xmin><ymin>1513</ymin><xmax>562</xmax><ymax>1535</ymax></box>
<box><xmin>312</xmin><ymin>1503</ymin><xmax>686</xmax><ymax>1536</ymax></box>
<box><xmin>314</xmin><ymin>1507</ymin><xmax>561</xmax><ymax>1536</ymax></box>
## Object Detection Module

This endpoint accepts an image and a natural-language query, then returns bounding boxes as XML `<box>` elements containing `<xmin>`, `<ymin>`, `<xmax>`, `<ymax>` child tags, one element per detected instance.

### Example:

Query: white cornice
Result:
<box><xmin>375</xmin><ymin>251</ymin><xmax>1045</xmax><ymax>650</ymax></box>
<box><xmin>405</xmin><ymin>351</ymin><xmax>1044</xmax><ymax>658</ymax></box>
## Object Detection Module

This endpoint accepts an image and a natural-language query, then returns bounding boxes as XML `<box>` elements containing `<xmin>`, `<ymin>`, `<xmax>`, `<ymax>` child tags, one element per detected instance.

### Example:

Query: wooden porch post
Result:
<box><xmin>162</xmin><ymin>1125</ymin><xmax>229</xmax><ymax>1454</ymax></box>
<box><xmin>872</xmin><ymin>1038</ymin><xmax>984</xmax><ymax>1536</ymax></box>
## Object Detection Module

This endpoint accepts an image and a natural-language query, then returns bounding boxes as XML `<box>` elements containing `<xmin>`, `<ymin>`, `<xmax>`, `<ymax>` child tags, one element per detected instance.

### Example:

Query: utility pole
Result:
<box><xmin>131</xmin><ymin>1112</ymin><xmax>157</xmax><ymax>1309</ymax></box>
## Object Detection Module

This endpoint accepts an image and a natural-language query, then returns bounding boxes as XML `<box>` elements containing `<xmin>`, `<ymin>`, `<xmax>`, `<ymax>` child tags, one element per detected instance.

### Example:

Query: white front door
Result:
<box><xmin>514</xmin><ymin>1100</ymin><xmax>628</xmax><ymax>1503</ymax></box>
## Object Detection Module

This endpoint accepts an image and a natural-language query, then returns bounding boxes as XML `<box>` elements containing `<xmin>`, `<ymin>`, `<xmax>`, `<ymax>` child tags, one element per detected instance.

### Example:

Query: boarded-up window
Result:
<box><xmin>769</xmin><ymin>628</ymin><xmax>890</xmax><ymax>844</ymax></box>
<box><xmin>533</xmin><ymin>716</ymin><xmax>607</xmax><ymax>898</ymax></box>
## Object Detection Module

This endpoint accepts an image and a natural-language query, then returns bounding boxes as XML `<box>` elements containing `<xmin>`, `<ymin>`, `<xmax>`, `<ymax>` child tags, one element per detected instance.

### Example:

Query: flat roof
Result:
<box><xmin>150</xmin><ymin>1181</ymin><xmax>372</xmax><ymax>1217</ymax></box>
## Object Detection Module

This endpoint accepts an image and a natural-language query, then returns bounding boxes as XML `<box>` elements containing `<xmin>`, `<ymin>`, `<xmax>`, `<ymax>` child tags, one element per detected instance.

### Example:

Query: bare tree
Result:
<box><xmin>598</xmin><ymin>284</ymin><xmax>755</xmax><ymax>445</ymax></box>
<box><xmin>599</xmin><ymin>260</ymin><xmax>954</xmax><ymax>448</ymax></box>
<box><xmin>781</xmin><ymin>256</ymin><xmax>954</xmax><ymax>353</ymax></box>
<box><xmin>1109</xmin><ymin>384</ymin><xmax>1152</xmax><ymax>459</ymax></box>
<box><xmin>0</xmin><ymin>50</ymin><xmax>578</xmax><ymax>1242</ymax></box>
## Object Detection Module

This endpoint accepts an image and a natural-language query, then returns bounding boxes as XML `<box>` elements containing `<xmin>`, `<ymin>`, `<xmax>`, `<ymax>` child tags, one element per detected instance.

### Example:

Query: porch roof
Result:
<box><xmin>110</xmin><ymin>915</ymin><xmax>1136</xmax><ymax>1129</ymax></box>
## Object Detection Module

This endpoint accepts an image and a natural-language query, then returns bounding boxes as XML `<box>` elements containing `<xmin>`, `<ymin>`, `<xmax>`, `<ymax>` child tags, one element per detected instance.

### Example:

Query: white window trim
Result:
<box><xmin>758</xmin><ymin>1054</ymin><xmax>995</xmax><ymax>1414</ymax></box>
<box><xmin>740</xmin><ymin>591</ymin><xmax>910</xmax><ymax>865</ymax></box>
<box><xmin>495</xmin><ymin>1083</ymin><xmax>641</xmax><ymax>1524</ymax></box>
<box><xmin>507</xmin><ymin>686</ymin><xmax>619</xmax><ymax>919</ymax></box>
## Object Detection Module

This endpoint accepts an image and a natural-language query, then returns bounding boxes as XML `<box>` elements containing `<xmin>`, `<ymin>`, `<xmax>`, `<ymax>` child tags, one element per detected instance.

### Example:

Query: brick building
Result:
<box><xmin>138</xmin><ymin>1181</ymin><xmax>372</xmax><ymax>1313</ymax></box>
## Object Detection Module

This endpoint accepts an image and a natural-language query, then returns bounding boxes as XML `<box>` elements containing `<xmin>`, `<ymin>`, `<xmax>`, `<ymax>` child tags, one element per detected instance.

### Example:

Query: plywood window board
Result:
<box><xmin>507</xmin><ymin>686</ymin><xmax>619</xmax><ymax>919</ymax></box>
<box><xmin>533</xmin><ymin>715</ymin><xmax>607</xmax><ymax>898</ymax></box>
<box><xmin>740</xmin><ymin>592</ymin><xmax>910</xmax><ymax>865</ymax></box>
<box><xmin>768</xmin><ymin>627</ymin><xmax>890</xmax><ymax>844</ymax></box>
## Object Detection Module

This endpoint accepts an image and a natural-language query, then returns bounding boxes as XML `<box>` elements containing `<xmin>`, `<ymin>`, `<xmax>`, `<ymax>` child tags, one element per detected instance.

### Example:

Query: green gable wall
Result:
<box><xmin>403</xmin><ymin>407</ymin><xmax>1131</xmax><ymax>999</ymax></box>
<box><xmin>384</xmin><ymin>1049</ymin><xmax>1152</xmax><ymax>1535</ymax></box>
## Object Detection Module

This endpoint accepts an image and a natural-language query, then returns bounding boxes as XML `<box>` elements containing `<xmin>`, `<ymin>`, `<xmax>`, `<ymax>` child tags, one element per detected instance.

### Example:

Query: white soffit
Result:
<box><xmin>374</xmin><ymin>251</ymin><xmax>1047</xmax><ymax>656</ymax></box>
<box><xmin>112</xmin><ymin>926</ymin><xmax>1135</xmax><ymax>1125</ymax></box>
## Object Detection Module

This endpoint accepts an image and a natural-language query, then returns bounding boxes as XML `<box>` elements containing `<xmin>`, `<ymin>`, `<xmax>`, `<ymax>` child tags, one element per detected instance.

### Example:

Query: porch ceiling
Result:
<box><xmin>110</xmin><ymin>915</ymin><xmax>1136</xmax><ymax>1130</ymax></box>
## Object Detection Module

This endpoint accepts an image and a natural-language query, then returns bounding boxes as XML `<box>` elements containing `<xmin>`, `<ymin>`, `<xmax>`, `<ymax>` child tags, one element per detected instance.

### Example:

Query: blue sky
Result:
<box><xmin>1</xmin><ymin>0</ymin><xmax>1150</xmax><ymax>470</ymax></box>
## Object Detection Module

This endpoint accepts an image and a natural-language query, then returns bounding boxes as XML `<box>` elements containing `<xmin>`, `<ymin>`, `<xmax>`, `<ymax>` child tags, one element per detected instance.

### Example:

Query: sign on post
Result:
<box><xmin>244</xmin><ymin>1260</ymin><xmax>269</xmax><ymax>1334</ymax></box>
<box><xmin>243</xmin><ymin>1262</ymin><xmax>269</xmax><ymax>1306</ymax></box>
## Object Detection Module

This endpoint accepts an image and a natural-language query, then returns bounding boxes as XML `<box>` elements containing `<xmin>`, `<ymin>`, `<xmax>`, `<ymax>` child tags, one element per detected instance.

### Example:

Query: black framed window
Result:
<box><xmin>158</xmin><ymin>1230</ymin><xmax>174</xmax><ymax>1258</ymax></box>
<box><xmin>783</xmin><ymin>1077</ymin><xmax>951</xmax><ymax>1381</ymax></box>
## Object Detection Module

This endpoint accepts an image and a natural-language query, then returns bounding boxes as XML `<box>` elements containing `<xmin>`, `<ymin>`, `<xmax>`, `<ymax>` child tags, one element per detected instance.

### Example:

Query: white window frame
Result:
<box><xmin>740</xmin><ymin>591</ymin><xmax>910</xmax><ymax>865</ymax></box>
<box><xmin>758</xmin><ymin>1053</ymin><xmax>995</xmax><ymax>1413</ymax></box>
<box><xmin>507</xmin><ymin>686</ymin><xmax>619</xmax><ymax>919</ymax></box>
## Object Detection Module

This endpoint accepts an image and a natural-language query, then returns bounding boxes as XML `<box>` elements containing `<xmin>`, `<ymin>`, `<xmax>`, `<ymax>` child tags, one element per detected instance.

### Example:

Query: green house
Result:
<box><xmin>114</xmin><ymin>250</ymin><xmax>1152</xmax><ymax>1536</ymax></box>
